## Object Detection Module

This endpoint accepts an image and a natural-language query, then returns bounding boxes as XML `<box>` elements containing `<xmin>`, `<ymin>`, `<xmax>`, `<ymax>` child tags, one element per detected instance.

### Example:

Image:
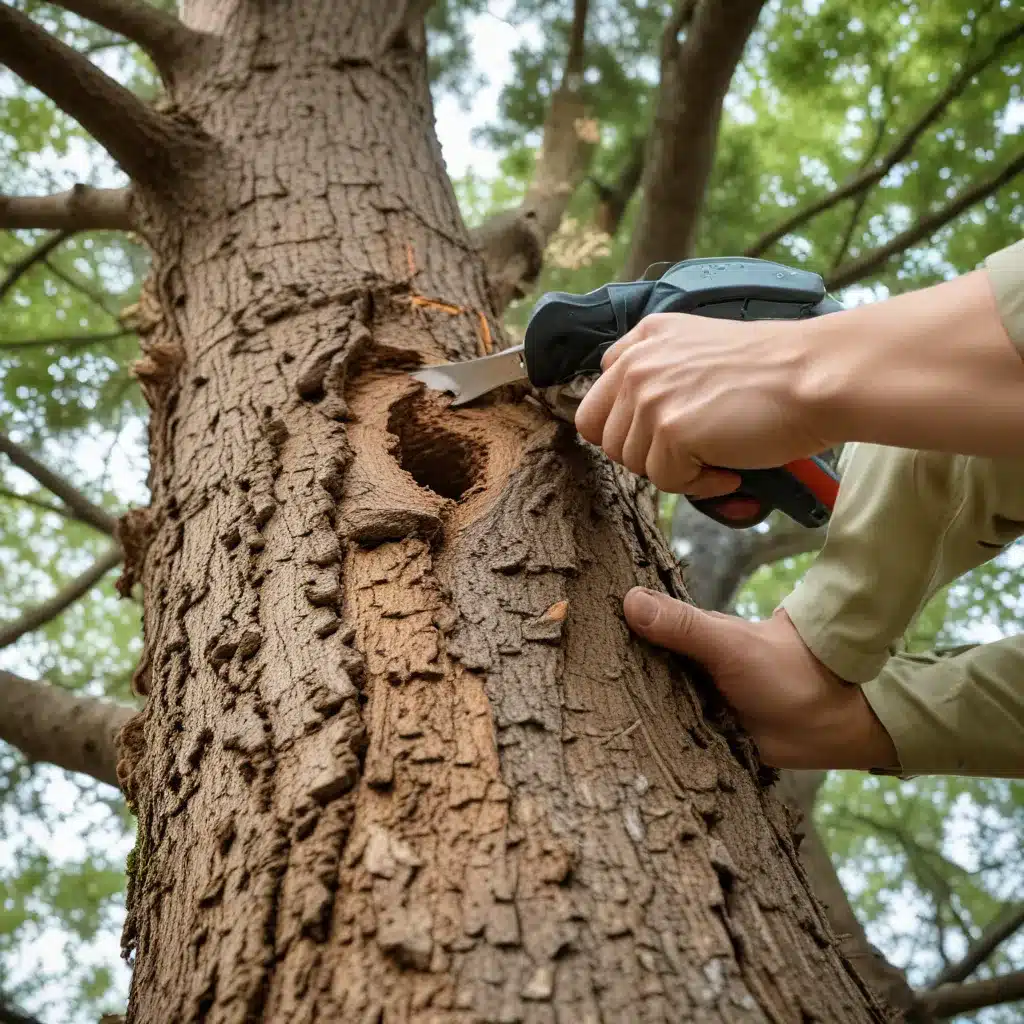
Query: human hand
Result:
<box><xmin>574</xmin><ymin>313</ymin><xmax>832</xmax><ymax>497</ymax></box>
<box><xmin>622</xmin><ymin>588</ymin><xmax>898</xmax><ymax>771</ymax></box>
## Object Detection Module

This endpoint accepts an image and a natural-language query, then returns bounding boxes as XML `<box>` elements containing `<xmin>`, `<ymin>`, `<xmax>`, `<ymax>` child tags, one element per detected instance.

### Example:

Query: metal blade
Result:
<box><xmin>409</xmin><ymin>345</ymin><xmax>527</xmax><ymax>406</ymax></box>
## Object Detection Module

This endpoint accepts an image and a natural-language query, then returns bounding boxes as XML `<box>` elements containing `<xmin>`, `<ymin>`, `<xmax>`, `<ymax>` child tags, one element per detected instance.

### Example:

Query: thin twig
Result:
<box><xmin>0</xmin><ymin>486</ymin><xmax>75</xmax><ymax>520</ymax></box>
<box><xmin>0</xmin><ymin>230</ymin><xmax>73</xmax><ymax>304</ymax></box>
<box><xmin>929</xmin><ymin>904</ymin><xmax>1024</xmax><ymax>988</ymax></box>
<box><xmin>746</xmin><ymin>22</ymin><xmax>1024</xmax><ymax>257</ymax></box>
<box><xmin>0</xmin><ymin>330</ymin><xmax>132</xmax><ymax>352</ymax></box>
<box><xmin>826</xmin><ymin>152</ymin><xmax>1024</xmax><ymax>290</ymax></box>
<box><xmin>0</xmin><ymin>545</ymin><xmax>123</xmax><ymax>650</ymax></box>
<box><xmin>0</xmin><ymin>431</ymin><xmax>118</xmax><ymax>536</ymax></box>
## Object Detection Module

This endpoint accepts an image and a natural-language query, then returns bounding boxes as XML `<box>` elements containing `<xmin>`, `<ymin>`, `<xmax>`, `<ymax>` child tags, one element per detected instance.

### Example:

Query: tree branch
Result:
<box><xmin>591</xmin><ymin>141</ymin><xmax>647</xmax><ymax>236</ymax></box>
<box><xmin>774</xmin><ymin>771</ymin><xmax>924</xmax><ymax>1016</ymax></box>
<box><xmin>0</xmin><ymin>186</ymin><xmax>135</xmax><ymax>233</ymax></box>
<box><xmin>0</xmin><ymin>329</ymin><xmax>132</xmax><ymax>351</ymax></box>
<box><xmin>0</xmin><ymin>4</ymin><xmax>201</xmax><ymax>186</ymax></box>
<box><xmin>745</xmin><ymin>22</ymin><xmax>1024</xmax><ymax>258</ymax></box>
<box><xmin>0</xmin><ymin>1000</ymin><xmax>46</xmax><ymax>1024</ymax></box>
<box><xmin>0</xmin><ymin>668</ymin><xmax>131</xmax><ymax>788</ymax></box>
<box><xmin>0</xmin><ymin>432</ymin><xmax>118</xmax><ymax>535</ymax></box>
<box><xmin>917</xmin><ymin>970</ymin><xmax>1024</xmax><ymax>1020</ymax></box>
<box><xmin>0</xmin><ymin>229</ymin><xmax>72</xmax><ymax>304</ymax></box>
<box><xmin>0</xmin><ymin>544</ymin><xmax>123</xmax><ymax>650</ymax></box>
<box><xmin>826</xmin><ymin>152</ymin><xmax>1024</xmax><ymax>290</ymax></box>
<box><xmin>473</xmin><ymin>0</ymin><xmax>597</xmax><ymax>312</ymax></box>
<box><xmin>43</xmin><ymin>255</ymin><xmax>119</xmax><ymax>316</ymax></box>
<box><xmin>929</xmin><ymin>904</ymin><xmax>1024</xmax><ymax>988</ymax></box>
<box><xmin>623</xmin><ymin>0</ymin><xmax>767</xmax><ymax>278</ymax></box>
<box><xmin>51</xmin><ymin>0</ymin><xmax>203</xmax><ymax>79</ymax></box>
<box><xmin>0</xmin><ymin>485</ymin><xmax>76</xmax><ymax>520</ymax></box>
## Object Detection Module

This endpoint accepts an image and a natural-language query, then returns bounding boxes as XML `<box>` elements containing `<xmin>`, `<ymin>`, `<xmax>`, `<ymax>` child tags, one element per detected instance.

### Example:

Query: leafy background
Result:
<box><xmin>1</xmin><ymin>0</ymin><xmax>1021</xmax><ymax>1020</ymax></box>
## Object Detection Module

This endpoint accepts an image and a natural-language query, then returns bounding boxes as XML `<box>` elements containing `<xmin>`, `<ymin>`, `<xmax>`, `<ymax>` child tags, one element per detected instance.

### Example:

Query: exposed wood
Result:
<box><xmin>918</xmin><ymin>969</ymin><xmax>1024</xmax><ymax>1019</ymax></box>
<box><xmin>473</xmin><ymin>0</ymin><xmax>597</xmax><ymax>312</ymax></box>
<box><xmin>53</xmin><ymin>0</ymin><xmax>205</xmax><ymax>79</ymax></box>
<box><xmin>0</xmin><ymin>669</ymin><xmax>132</xmax><ymax>788</ymax></box>
<box><xmin>746</xmin><ymin>23</ymin><xmax>1024</xmax><ymax>259</ymax></box>
<box><xmin>826</xmin><ymin>152</ymin><xmax>1024</xmax><ymax>290</ymax></box>
<box><xmin>0</xmin><ymin>230</ymin><xmax>72</xmax><ymax>304</ymax></box>
<box><xmin>0</xmin><ymin>545</ymin><xmax>122</xmax><ymax>650</ymax></box>
<box><xmin>624</xmin><ymin>0</ymin><xmax>767</xmax><ymax>278</ymax></box>
<box><xmin>0</xmin><ymin>4</ymin><xmax>203</xmax><ymax>187</ymax></box>
<box><xmin>0</xmin><ymin>186</ymin><xmax>135</xmax><ymax>232</ymax></box>
<box><xmin>0</xmin><ymin>432</ymin><xmax>119</xmax><ymax>536</ymax></box>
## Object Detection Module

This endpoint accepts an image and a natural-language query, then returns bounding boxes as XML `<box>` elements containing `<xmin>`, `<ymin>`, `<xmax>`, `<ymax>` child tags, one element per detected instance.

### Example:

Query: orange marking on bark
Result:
<box><xmin>476</xmin><ymin>311</ymin><xmax>493</xmax><ymax>355</ymax></box>
<box><xmin>544</xmin><ymin>600</ymin><xmax>568</xmax><ymax>622</ymax></box>
<box><xmin>409</xmin><ymin>295</ymin><xmax>465</xmax><ymax>316</ymax></box>
<box><xmin>405</xmin><ymin>242</ymin><xmax>416</xmax><ymax>277</ymax></box>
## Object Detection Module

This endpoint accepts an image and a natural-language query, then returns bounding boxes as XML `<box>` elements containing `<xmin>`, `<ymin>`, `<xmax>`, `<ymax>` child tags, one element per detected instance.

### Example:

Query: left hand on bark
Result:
<box><xmin>573</xmin><ymin>312</ymin><xmax>831</xmax><ymax>496</ymax></box>
<box><xmin>621</xmin><ymin>587</ymin><xmax>899</xmax><ymax>771</ymax></box>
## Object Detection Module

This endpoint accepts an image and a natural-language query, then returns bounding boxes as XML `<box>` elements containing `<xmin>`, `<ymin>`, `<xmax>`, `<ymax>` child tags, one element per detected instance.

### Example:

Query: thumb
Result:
<box><xmin>623</xmin><ymin>587</ymin><xmax>721</xmax><ymax>663</ymax></box>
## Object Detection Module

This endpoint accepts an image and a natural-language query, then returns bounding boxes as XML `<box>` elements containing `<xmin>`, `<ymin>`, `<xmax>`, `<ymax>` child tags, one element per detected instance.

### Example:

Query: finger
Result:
<box><xmin>645</xmin><ymin>432</ymin><xmax>701</xmax><ymax>494</ymax></box>
<box><xmin>623</xmin><ymin>587</ymin><xmax>722</xmax><ymax>664</ymax></box>
<box><xmin>599</xmin><ymin>316</ymin><xmax>654</xmax><ymax>371</ymax></box>
<box><xmin>682</xmin><ymin>470</ymin><xmax>742</xmax><ymax>500</ymax></box>
<box><xmin>600</xmin><ymin>389</ymin><xmax>637</xmax><ymax>465</ymax></box>
<box><xmin>574</xmin><ymin>359</ymin><xmax>626</xmax><ymax>444</ymax></box>
<box><xmin>620</xmin><ymin>399</ymin><xmax>656</xmax><ymax>476</ymax></box>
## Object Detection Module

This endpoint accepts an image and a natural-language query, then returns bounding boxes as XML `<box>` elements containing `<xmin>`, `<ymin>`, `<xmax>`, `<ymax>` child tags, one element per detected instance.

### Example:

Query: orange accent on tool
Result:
<box><xmin>783</xmin><ymin>458</ymin><xmax>840</xmax><ymax>510</ymax></box>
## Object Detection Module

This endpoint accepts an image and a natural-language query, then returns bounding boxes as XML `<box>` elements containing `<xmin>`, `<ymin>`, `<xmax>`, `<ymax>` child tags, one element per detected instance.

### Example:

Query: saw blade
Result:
<box><xmin>409</xmin><ymin>345</ymin><xmax>528</xmax><ymax>406</ymax></box>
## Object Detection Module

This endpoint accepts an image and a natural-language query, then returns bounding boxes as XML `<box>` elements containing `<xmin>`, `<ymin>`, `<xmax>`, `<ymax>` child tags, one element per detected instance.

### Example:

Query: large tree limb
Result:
<box><xmin>929</xmin><ymin>904</ymin><xmax>1024</xmax><ymax>988</ymax></box>
<box><xmin>745</xmin><ymin>23</ymin><xmax>1024</xmax><ymax>258</ymax></box>
<box><xmin>826</xmin><ymin>152</ymin><xmax>1024</xmax><ymax>290</ymax></box>
<box><xmin>473</xmin><ymin>0</ymin><xmax>597</xmax><ymax>313</ymax></box>
<box><xmin>0</xmin><ymin>544</ymin><xmax>123</xmax><ymax>650</ymax></box>
<box><xmin>917</xmin><ymin>970</ymin><xmax>1024</xmax><ymax>1019</ymax></box>
<box><xmin>0</xmin><ymin>186</ymin><xmax>135</xmax><ymax>233</ymax></box>
<box><xmin>0</xmin><ymin>668</ymin><xmax>130</xmax><ymax>788</ymax></box>
<box><xmin>0</xmin><ymin>432</ymin><xmax>118</xmax><ymax>535</ymax></box>
<box><xmin>623</xmin><ymin>0</ymin><xmax>767</xmax><ymax>278</ymax></box>
<box><xmin>0</xmin><ymin>4</ymin><xmax>203</xmax><ymax>187</ymax></box>
<box><xmin>52</xmin><ymin>0</ymin><xmax>203</xmax><ymax>79</ymax></box>
<box><xmin>0</xmin><ymin>229</ymin><xmax>72</xmax><ymax>304</ymax></box>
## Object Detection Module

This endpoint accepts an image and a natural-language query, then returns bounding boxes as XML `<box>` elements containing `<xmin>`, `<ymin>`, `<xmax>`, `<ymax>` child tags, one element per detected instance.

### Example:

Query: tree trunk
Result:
<box><xmin>116</xmin><ymin>3</ymin><xmax>890</xmax><ymax>1021</ymax></box>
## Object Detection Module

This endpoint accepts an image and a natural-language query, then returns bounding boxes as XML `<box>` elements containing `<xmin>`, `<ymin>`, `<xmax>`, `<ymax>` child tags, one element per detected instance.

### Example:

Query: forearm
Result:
<box><xmin>800</xmin><ymin>241</ymin><xmax>1024</xmax><ymax>458</ymax></box>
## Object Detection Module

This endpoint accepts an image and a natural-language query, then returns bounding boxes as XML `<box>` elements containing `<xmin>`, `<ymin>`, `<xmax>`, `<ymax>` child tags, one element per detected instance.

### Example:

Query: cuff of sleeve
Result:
<box><xmin>984</xmin><ymin>238</ymin><xmax>1024</xmax><ymax>357</ymax></box>
<box><xmin>862</xmin><ymin>648</ymin><xmax>1024</xmax><ymax>779</ymax></box>
<box><xmin>781</xmin><ymin>585</ymin><xmax>894</xmax><ymax>683</ymax></box>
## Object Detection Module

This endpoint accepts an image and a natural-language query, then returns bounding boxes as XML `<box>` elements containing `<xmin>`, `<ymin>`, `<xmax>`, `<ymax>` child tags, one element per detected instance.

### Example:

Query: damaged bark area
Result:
<box><xmin>114</xmin><ymin>3</ymin><xmax>889</xmax><ymax>1022</ymax></box>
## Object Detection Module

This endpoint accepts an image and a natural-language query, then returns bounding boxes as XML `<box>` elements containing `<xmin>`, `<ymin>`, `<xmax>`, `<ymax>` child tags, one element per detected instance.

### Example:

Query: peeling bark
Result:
<box><xmin>110</xmin><ymin>3</ymin><xmax>891</xmax><ymax>1021</ymax></box>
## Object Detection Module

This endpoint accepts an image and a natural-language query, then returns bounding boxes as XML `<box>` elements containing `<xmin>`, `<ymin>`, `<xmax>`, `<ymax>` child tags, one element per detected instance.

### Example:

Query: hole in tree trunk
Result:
<box><xmin>387</xmin><ymin>393</ymin><xmax>485</xmax><ymax>502</ymax></box>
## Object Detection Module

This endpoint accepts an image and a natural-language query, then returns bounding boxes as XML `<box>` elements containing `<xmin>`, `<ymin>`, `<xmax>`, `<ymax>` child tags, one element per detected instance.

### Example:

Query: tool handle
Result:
<box><xmin>689</xmin><ymin>456</ymin><xmax>839</xmax><ymax>529</ymax></box>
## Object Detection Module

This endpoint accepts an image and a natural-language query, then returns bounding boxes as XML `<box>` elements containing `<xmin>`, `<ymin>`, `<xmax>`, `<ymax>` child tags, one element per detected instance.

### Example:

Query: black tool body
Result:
<box><xmin>522</xmin><ymin>257</ymin><xmax>841</xmax><ymax>529</ymax></box>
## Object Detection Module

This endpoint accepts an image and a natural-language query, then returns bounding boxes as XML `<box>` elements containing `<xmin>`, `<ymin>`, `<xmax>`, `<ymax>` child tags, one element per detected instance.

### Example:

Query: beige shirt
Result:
<box><xmin>782</xmin><ymin>238</ymin><xmax>1024</xmax><ymax>779</ymax></box>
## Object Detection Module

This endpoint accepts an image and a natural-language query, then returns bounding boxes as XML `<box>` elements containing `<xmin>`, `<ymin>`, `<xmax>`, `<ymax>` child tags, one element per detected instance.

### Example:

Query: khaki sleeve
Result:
<box><xmin>861</xmin><ymin>644</ymin><xmax>1024</xmax><ymax>779</ymax></box>
<box><xmin>781</xmin><ymin>443</ymin><xmax>1024</xmax><ymax>776</ymax></box>
<box><xmin>985</xmin><ymin>237</ymin><xmax>1024</xmax><ymax>357</ymax></box>
<box><xmin>782</xmin><ymin>443</ymin><xmax>1024</xmax><ymax>682</ymax></box>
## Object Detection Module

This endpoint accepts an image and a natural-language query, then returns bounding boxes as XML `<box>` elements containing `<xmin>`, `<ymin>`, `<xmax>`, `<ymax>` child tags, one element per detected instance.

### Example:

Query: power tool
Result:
<box><xmin>410</xmin><ymin>256</ymin><xmax>840</xmax><ymax>530</ymax></box>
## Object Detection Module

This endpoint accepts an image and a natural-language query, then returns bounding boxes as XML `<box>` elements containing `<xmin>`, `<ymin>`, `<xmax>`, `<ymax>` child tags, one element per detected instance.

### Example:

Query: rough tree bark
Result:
<box><xmin>88</xmin><ymin>3</ymin><xmax>896</xmax><ymax>1021</ymax></box>
<box><xmin>0</xmin><ymin>1</ymin><xmax>898</xmax><ymax>1021</ymax></box>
